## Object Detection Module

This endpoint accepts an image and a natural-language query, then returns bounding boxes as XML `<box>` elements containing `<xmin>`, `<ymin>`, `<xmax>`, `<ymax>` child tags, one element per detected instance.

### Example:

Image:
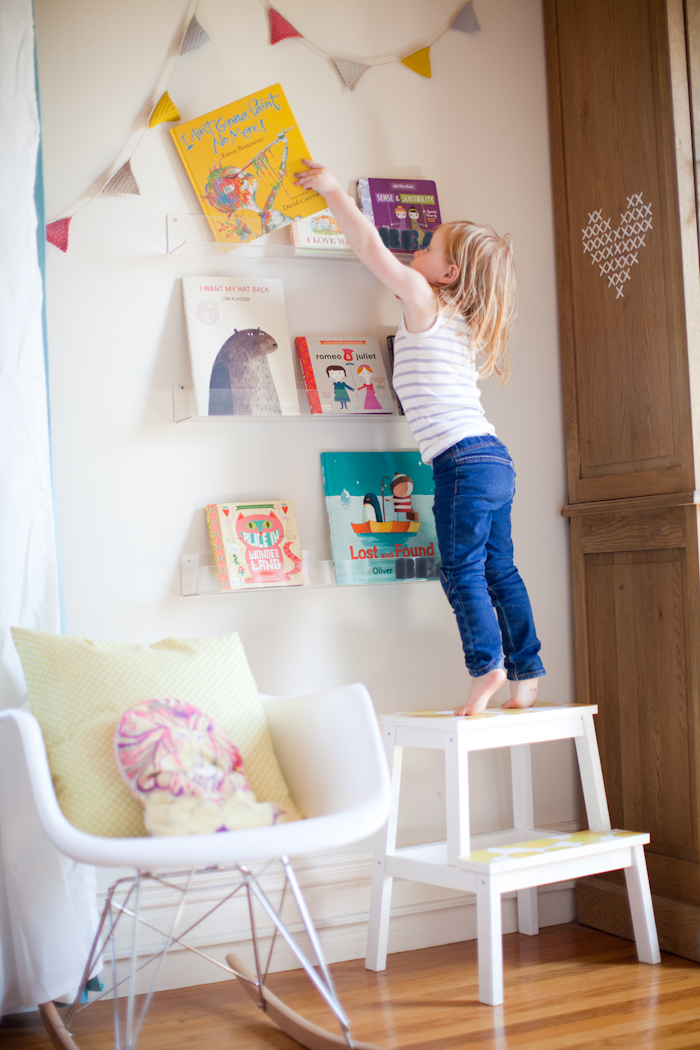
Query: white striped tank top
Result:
<box><xmin>392</xmin><ymin>310</ymin><xmax>495</xmax><ymax>464</ymax></box>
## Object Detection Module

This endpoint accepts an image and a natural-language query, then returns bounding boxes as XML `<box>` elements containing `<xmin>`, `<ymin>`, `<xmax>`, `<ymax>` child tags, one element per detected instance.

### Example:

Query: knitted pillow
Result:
<box><xmin>11</xmin><ymin>628</ymin><xmax>302</xmax><ymax>837</ymax></box>
<box><xmin>115</xmin><ymin>697</ymin><xmax>286</xmax><ymax>836</ymax></box>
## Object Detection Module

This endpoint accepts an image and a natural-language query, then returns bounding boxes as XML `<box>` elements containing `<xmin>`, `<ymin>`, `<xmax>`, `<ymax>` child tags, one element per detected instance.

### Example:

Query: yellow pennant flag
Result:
<box><xmin>149</xmin><ymin>91</ymin><xmax>180</xmax><ymax>128</ymax></box>
<box><xmin>401</xmin><ymin>47</ymin><xmax>431</xmax><ymax>78</ymax></box>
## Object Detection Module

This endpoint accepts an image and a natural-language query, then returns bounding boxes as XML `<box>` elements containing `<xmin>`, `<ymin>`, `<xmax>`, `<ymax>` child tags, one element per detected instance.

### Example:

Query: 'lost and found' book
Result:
<box><xmin>170</xmin><ymin>83</ymin><xmax>324</xmax><ymax>246</ymax></box>
<box><xmin>295</xmin><ymin>336</ymin><xmax>395</xmax><ymax>415</ymax></box>
<box><xmin>357</xmin><ymin>178</ymin><xmax>442</xmax><ymax>253</ymax></box>
<box><xmin>182</xmin><ymin>276</ymin><xmax>299</xmax><ymax>417</ymax></box>
<box><xmin>206</xmin><ymin>500</ymin><xmax>304</xmax><ymax>591</ymax></box>
<box><xmin>321</xmin><ymin>451</ymin><xmax>441</xmax><ymax>585</ymax></box>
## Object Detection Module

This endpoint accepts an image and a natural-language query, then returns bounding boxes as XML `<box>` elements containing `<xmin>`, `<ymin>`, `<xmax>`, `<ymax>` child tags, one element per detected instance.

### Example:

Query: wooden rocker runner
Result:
<box><xmin>0</xmin><ymin>683</ymin><xmax>391</xmax><ymax>1050</ymax></box>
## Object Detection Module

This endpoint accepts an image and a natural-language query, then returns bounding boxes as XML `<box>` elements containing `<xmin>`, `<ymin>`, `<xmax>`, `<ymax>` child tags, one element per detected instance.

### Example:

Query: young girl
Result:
<box><xmin>295</xmin><ymin>161</ymin><xmax>545</xmax><ymax>715</ymax></box>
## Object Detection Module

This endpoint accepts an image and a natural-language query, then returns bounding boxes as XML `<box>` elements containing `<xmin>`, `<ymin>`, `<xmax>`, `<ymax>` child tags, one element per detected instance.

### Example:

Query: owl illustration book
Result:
<box><xmin>206</xmin><ymin>500</ymin><xmax>305</xmax><ymax>591</ymax></box>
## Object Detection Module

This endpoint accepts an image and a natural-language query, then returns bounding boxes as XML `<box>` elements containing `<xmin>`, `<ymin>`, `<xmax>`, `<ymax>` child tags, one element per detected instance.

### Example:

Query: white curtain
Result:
<box><xmin>0</xmin><ymin>0</ymin><xmax>98</xmax><ymax>1015</ymax></box>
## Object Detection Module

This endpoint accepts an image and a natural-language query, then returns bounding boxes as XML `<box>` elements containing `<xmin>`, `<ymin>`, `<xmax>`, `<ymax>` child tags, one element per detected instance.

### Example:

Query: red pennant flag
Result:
<box><xmin>269</xmin><ymin>7</ymin><xmax>302</xmax><ymax>44</ymax></box>
<box><xmin>46</xmin><ymin>217</ymin><xmax>72</xmax><ymax>252</ymax></box>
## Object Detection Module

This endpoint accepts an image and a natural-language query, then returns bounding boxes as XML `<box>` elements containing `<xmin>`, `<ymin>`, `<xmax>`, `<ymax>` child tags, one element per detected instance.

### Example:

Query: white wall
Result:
<box><xmin>35</xmin><ymin>0</ymin><xmax>577</xmax><ymax>979</ymax></box>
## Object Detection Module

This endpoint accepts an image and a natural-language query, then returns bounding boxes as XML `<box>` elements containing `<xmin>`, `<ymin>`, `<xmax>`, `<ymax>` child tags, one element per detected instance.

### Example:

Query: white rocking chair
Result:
<box><xmin>0</xmin><ymin>683</ymin><xmax>391</xmax><ymax>1050</ymax></box>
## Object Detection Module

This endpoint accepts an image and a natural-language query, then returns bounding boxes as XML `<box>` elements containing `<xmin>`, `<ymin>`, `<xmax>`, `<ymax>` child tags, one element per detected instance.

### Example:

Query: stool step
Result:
<box><xmin>458</xmin><ymin>829</ymin><xmax>648</xmax><ymax>873</ymax></box>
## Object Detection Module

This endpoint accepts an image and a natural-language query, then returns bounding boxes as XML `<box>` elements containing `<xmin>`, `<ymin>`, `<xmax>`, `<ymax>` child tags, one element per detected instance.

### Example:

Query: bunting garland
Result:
<box><xmin>101</xmin><ymin>159</ymin><xmax>140</xmax><ymax>195</ymax></box>
<box><xmin>266</xmin><ymin>1</ymin><xmax>480</xmax><ymax>89</ymax></box>
<box><xmin>180</xmin><ymin>14</ymin><xmax>210</xmax><ymax>55</ymax></box>
<box><xmin>401</xmin><ymin>47</ymin><xmax>432</xmax><ymax>80</ymax></box>
<box><xmin>46</xmin><ymin>1</ymin><xmax>482</xmax><ymax>250</ymax></box>
<box><xmin>46</xmin><ymin>218</ymin><xmax>72</xmax><ymax>253</ymax></box>
<box><xmin>46</xmin><ymin>1</ymin><xmax>209</xmax><ymax>251</ymax></box>
<box><xmin>269</xmin><ymin>8</ymin><xmax>302</xmax><ymax>45</ymax></box>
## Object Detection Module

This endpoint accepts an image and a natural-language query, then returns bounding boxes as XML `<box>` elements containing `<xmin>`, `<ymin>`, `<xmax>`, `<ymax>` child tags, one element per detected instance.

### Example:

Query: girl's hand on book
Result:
<box><xmin>295</xmin><ymin>160</ymin><xmax>341</xmax><ymax>197</ymax></box>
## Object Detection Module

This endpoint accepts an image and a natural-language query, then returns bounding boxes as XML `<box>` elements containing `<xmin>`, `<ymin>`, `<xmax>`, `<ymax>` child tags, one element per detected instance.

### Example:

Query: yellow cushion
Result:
<box><xmin>11</xmin><ymin>629</ymin><xmax>302</xmax><ymax>837</ymax></box>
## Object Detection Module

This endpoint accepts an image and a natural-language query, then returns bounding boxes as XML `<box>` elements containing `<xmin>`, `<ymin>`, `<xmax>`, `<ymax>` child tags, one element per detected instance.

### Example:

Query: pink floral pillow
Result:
<box><xmin>114</xmin><ymin>697</ymin><xmax>284</xmax><ymax>836</ymax></box>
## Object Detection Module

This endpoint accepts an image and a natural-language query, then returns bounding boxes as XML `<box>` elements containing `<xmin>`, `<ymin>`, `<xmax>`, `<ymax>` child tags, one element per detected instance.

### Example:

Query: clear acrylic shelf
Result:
<box><xmin>180</xmin><ymin>552</ymin><xmax>439</xmax><ymax>595</ymax></box>
<box><xmin>172</xmin><ymin>384</ymin><xmax>409</xmax><ymax>424</ymax></box>
<box><xmin>167</xmin><ymin>213</ymin><xmax>361</xmax><ymax>259</ymax></box>
<box><xmin>166</xmin><ymin>213</ymin><xmax>415</xmax><ymax>260</ymax></box>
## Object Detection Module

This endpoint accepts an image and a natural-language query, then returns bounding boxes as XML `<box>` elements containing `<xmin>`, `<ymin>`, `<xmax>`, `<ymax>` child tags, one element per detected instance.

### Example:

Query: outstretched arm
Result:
<box><xmin>295</xmin><ymin>161</ymin><xmax>437</xmax><ymax>327</ymax></box>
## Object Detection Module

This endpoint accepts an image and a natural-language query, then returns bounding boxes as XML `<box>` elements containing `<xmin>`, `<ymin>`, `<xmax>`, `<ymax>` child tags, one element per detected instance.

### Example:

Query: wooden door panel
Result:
<box><xmin>545</xmin><ymin>0</ymin><xmax>693</xmax><ymax>500</ymax></box>
<box><xmin>585</xmin><ymin>548</ymin><xmax>697</xmax><ymax>860</ymax></box>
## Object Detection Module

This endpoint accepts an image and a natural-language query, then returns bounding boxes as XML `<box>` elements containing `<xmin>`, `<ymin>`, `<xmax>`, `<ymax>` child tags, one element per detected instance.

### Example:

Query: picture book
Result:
<box><xmin>357</xmin><ymin>178</ymin><xmax>441</xmax><ymax>254</ymax></box>
<box><xmin>321</xmin><ymin>451</ymin><xmax>441</xmax><ymax>585</ymax></box>
<box><xmin>290</xmin><ymin>209</ymin><xmax>353</xmax><ymax>253</ymax></box>
<box><xmin>170</xmin><ymin>84</ymin><xmax>324</xmax><ymax>246</ymax></box>
<box><xmin>295</xmin><ymin>336</ymin><xmax>395</xmax><ymax>415</ymax></box>
<box><xmin>182</xmin><ymin>276</ymin><xmax>299</xmax><ymax>417</ymax></box>
<box><xmin>206</xmin><ymin>500</ymin><xmax>305</xmax><ymax>591</ymax></box>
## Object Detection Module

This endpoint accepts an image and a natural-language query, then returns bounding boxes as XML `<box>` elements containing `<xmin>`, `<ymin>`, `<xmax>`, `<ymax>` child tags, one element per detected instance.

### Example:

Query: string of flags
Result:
<box><xmin>46</xmin><ymin>1</ymin><xmax>480</xmax><ymax>253</ymax></box>
<box><xmin>267</xmin><ymin>1</ymin><xmax>480</xmax><ymax>89</ymax></box>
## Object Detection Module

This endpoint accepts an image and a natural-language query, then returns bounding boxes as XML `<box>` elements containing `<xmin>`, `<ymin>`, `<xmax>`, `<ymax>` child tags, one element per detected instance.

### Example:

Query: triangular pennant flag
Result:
<box><xmin>401</xmin><ymin>47</ymin><xmax>431</xmax><ymax>78</ymax></box>
<box><xmin>101</xmin><ymin>159</ymin><xmax>140</xmax><ymax>195</ymax></box>
<box><xmin>269</xmin><ymin>7</ymin><xmax>302</xmax><ymax>44</ymax></box>
<box><xmin>451</xmin><ymin>2</ymin><xmax>481</xmax><ymax>34</ymax></box>
<box><xmin>46</xmin><ymin>217</ymin><xmax>72</xmax><ymax>252</ymax></box>
<box><xmin>180</xmin><ymin>14</ymin><xmax>210</xmax><ymax>55</ymax></box>
<box><xmin>333</xmin><ymin>58</ymin><xmax>370</xmax><ymax>91</ymax></box>
<box><xmin>148</xmin><ymin>92</ymin><xmax>180</xmax><ymax>128</ymax></box>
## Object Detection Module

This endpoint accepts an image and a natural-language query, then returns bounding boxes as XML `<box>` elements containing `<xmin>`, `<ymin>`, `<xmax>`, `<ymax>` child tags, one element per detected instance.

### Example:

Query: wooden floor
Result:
<box><xmin>4</xmin><ymin>923</ymin><xmax>700</xmax><ymax>1049</ymax></box>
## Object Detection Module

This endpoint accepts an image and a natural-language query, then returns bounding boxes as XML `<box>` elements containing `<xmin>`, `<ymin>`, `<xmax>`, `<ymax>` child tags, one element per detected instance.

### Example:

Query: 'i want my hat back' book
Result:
<box><xmin>321</xmin><ymin>451</ymin><xmax>441</xmax><ymax>585</ymax></box>
<box><xmin>171</xmin><ymin>83</ymin><xmax>324</xmax><ymax>245</ymax></box>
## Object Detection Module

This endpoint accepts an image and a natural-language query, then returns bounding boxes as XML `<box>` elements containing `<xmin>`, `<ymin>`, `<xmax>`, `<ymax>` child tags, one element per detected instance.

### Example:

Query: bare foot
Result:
<box><xmin>502</xmin><ymin>678</ymin><xmax>539</xmax><ymax>709</ymax></box>
<box><xmin>454</xmin><ymin>668</ymin><xmax>507</xmax><ymax>716</ymax></box>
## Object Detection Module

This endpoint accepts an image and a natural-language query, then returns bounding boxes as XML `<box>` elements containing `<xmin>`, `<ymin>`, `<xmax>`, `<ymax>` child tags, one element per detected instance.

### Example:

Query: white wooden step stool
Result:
<box><xmin>365</xmin><ymin>704</ymin><xmax>660</xmax><ymax>1005</ymax></box>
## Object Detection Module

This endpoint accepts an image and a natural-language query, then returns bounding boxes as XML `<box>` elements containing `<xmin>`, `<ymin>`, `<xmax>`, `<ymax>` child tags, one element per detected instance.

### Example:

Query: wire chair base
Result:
<box><xmin>38</xmin><ymin>856</ymin><xmax>381</xmax><ymax>1050</ymax></box>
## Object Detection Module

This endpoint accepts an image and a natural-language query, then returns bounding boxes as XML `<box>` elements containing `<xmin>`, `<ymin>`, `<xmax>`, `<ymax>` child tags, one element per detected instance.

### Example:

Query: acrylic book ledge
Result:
<box><xmin>167</xmin><ymin>213</ymin><xmax>361</xmax><ymax>259</ymax></box>
<box><xmin>172</xmin><ymin>384</ymin><xmax>409</xmax><ymax>424</ymax></box>
<box><xmin>166</xmin><ymin>214</ymin><xmax>416</xmax><ymax>260</ymax></box>
<box><xmin>180</xmin><ymin>552</ymin><xmax>440</xmax><ymax>594</ymax></box>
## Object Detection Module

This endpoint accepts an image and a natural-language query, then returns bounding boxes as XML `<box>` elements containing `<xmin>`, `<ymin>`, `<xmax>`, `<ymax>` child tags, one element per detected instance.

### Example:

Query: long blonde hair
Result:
<box><xmin>434</xmin><ymin>221</ymin><xmax>517</xmax><ymax>384</ymax></box>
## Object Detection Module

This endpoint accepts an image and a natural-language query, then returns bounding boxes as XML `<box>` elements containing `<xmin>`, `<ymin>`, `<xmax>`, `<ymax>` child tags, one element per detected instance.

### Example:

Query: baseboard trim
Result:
<box><xmin>577</xmin><ymin>875</ymin><xmax>700</xmax><ymax>962</ymax></box>
<box><xmin>98</xmin><ymin>848</ymin><xmax>576</xmax><ymax>993</ymax></box>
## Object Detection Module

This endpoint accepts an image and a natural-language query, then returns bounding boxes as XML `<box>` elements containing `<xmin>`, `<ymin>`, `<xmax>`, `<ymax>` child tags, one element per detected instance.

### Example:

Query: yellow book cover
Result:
<box><xmin>170</xmin><ymin>84</ymin><xmax>324</xmax><ymax>245</ymax></box>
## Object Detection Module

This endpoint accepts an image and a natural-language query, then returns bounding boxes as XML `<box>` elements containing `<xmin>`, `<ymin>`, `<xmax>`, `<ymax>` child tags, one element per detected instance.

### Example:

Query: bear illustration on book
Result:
<box><xmin>209</xmin><ymin>328</ymin><xmax>281</xmax><ymax>415</ymax></box>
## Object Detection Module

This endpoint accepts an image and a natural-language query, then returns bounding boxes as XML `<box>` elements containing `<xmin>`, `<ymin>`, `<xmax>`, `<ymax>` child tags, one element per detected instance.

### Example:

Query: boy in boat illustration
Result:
<box><xmin>385</xmin><ymin>473</ymin><xmax>418</xmax><ymax>522</ymax></box>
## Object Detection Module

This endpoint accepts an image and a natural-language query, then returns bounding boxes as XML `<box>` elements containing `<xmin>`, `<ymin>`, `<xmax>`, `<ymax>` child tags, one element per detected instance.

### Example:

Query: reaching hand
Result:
<box><xmin>294</xmin><ymin>160</ymin><xmax>342</xmax><ymax>198</ymax></box>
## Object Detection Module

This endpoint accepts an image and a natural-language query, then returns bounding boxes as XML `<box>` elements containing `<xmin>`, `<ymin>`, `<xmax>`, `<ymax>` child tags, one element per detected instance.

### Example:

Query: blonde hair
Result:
<box><xmin>434</xmin><ymin>221</ymin><xmax>517</xmax><ymax>384</ymax></box>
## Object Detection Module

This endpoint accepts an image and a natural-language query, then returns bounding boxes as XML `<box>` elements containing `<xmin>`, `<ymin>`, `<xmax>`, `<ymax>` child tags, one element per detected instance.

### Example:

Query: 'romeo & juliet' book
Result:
<box><xmin>357</xmin><ymin>177</ymin><xmax>441</xmax><ymax>254</ymax></box>
<box><xmin>295</xmin><ymin>336</ymin><xmax>395</xmax><ymax>415</ymax></box>
<box><xmin>170</xmin><ymin>84</ymin><xmax>324</xmax><ymax>246</ymax></box>
<box><xmin>182</xmin><ymin>276</ymin><xmax>299</xmax><ymax>417</ymax></box>
<box><xmin>206</xmin><ymin>500</ymin><xmax>305</xmax><ymax>591</ymax></box>
<box><xmin>321</xmin><ymin>451</ymin><xmax>441</xmax><ymax>585</ymax></box>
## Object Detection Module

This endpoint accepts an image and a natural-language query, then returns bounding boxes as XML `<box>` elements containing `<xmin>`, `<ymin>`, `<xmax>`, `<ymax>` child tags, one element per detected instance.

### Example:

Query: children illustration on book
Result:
<box><xmin>326</xmin><ymin>364</ymin><xmax>354</xmax><ymax>409</ymax></box>
<box><xmin>351</xmin><ymin>473</ymin><xmax>421</xmax><ymax>535</ymax></box>
<box><xmin>209</xmin><ymin>328</ymin><xmax>281</xmax><ymax>415</ymax></box>
<box><xmin>356</xmin><ymin>365</ymin><xmax>383</xmax><ymax>410</ymax></box>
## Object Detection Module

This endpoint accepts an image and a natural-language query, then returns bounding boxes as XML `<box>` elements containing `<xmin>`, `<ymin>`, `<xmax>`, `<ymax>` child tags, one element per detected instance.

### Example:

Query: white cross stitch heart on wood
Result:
<box><xmin>581</xmin><ymin>192</ymin><xmax>653</xmax><ymax>299</ymax></box>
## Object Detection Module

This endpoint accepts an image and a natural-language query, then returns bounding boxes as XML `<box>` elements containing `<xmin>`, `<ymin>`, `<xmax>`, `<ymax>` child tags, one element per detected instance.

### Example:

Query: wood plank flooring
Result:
<box><xmin>3</xmin><ymin>923</ymin><xmax>700</xmax><ymax>1049</ymax></box>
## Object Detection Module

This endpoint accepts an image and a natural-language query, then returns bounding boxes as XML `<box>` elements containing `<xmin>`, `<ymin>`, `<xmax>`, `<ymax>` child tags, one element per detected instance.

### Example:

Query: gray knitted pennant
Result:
<box><xmin>180</xmin><ymin>14</ymin><xmax>210</xmax><ymax>55</ymax></box>
<box><xmin>101</xmin><ymin>159</ymin><xmax>140</xmax><ymax>195</ymax></box>
<box><xmin>333</xmin><ymin>58</ymin><xmax>370</xmax><ymax>91</ymax></box>
<box><xmin>451</xmin><ymin>2</ymin><xmax>480</xmax><ymax>33</ymax></box>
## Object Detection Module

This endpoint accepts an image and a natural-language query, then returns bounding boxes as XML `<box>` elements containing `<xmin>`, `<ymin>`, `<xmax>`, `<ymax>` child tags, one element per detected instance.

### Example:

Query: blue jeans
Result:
<box><xmin>432</xmin><ymin>435</ymin><xmax>545</xmax><ymax>681</ymax></box>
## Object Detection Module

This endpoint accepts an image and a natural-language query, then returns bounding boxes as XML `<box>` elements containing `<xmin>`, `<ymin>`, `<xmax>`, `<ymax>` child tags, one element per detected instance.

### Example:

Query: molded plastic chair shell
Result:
<box><xmin>0</xmin><ymin>682</ymin><xmax>391</xmax><ymax>869</ymax></box>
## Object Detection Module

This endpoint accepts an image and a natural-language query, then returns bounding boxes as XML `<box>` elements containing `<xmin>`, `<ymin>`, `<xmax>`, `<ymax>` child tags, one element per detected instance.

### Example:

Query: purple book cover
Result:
<box><xmin>357</xmin><ymin>177</ymin><xmax>442</xmax><ymax>254</ymax></box>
